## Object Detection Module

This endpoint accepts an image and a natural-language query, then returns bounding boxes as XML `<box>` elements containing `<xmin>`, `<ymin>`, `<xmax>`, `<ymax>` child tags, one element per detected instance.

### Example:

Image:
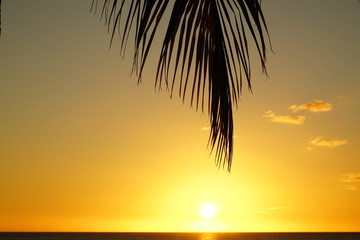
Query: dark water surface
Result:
<box><xmin>0</xmin><ymin>232</ymin><xmax>359</xmax><ymax>240</ymax></box>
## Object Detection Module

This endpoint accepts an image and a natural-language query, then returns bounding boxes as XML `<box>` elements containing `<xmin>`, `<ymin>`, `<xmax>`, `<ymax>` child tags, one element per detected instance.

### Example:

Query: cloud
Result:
<box><xmin>289</xmin><ymin>100</ymin><xmax>332</xmax><ymax>113</ymax></box>
<box><xmin>262</xmin><ymin>111</ymin><xmax>305</xmax><ymax>125</ymax></box>
<box><xmin>341</xmin><ymin>173</ymin><xmax>360</xmax><ymax>183</ymax></box>
<box><xmin>264</xmin><ymin>100</ymin><xmax>332</xmax><ymax>126</ymax></box>
<box><xmin>341</xmin><ymin>173</ymin><xmax>360</xmax><ymax>190</ymax></box>
<box><xmin>266</xmin><ymin>206</ymin><xmax>287</xmax><ymax>210</ymax></box>
<box><xmin>345</xmin><ymin>185</ymin><xmax>360</xmax><ymax>190</ymax></box>
<box><xmin>310</xmin><ymin>137</ymin><xmax>348</xmax><ymax>148</ymax></box>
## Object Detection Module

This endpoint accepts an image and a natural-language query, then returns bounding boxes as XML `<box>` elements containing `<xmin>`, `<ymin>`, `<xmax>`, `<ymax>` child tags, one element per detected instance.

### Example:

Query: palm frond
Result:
<box><xmin>92</xmin><ymin>0</ymin><xmax>270</xmax><ymax>171</ymax></box>
<box><xmin>0</xmin><ymin>0</ymin><xmax>2</xmax><ymax>36</ymax></box>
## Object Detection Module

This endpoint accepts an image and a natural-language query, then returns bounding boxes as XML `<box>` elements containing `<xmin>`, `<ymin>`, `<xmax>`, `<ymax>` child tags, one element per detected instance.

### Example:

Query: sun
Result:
<box><xmin>199</xmin><ymin>202</ymin><xmax>217</xmax><ymax>219</ymax></box>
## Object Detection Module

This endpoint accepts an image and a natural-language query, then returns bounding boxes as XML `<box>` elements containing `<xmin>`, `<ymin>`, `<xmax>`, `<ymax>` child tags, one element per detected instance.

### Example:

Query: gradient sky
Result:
<box><xmin>0</xmin><ymin>0</ymin><xmax>359</xmax><ymax>232</ymax></box>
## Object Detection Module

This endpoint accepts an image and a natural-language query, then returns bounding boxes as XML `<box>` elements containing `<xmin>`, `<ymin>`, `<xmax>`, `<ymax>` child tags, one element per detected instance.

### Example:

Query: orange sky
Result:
<box><xmin>0</xmin><ymin>0</ymin><xmax>359</xmax><ymax>232</ymax></box>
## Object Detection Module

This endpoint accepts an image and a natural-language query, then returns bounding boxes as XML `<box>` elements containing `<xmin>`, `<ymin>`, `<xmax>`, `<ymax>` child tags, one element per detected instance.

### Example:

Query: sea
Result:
<box><xmin>0</xmin><ymin>232</ymin><xmax>359</xmax><ymax>240</ymax></box>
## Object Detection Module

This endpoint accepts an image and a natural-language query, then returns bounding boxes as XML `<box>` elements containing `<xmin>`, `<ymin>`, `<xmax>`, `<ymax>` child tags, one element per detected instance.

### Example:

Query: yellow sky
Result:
<box><xmin>0</xmin><ymin>0</ymin><xmax>359</xmax><ymax>232</ymax></box>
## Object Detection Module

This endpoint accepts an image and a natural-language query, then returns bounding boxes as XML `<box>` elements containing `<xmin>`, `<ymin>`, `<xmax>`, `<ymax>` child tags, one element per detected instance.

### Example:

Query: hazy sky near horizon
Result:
<box><xmin>1</xmin><ymin>0</ymin><xmax>359</xmax><ymax>232</ymax></box>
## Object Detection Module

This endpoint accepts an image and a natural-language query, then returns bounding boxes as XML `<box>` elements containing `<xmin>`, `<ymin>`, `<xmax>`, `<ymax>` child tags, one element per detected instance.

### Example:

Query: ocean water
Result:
<box><xmin>0</xmin><ymin>232</ymin><xmax>359</xmax><ymax>240</ymax></box>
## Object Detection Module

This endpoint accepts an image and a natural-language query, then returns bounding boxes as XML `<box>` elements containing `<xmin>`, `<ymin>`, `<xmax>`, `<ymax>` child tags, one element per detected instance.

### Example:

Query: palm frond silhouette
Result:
<box><xmin>0</xmin><ymin>0</ymin><xmax>2</xmax><ymax>36</ymax></box>
<box><xmin>0</xmin><ymin>0</ymin><xmax>270</xmax><ymax>171</ymax></box>
<box><xmin>91</xmin><ymin>0</ymin><xmax>270</xmax><ymax>171</ymax></box>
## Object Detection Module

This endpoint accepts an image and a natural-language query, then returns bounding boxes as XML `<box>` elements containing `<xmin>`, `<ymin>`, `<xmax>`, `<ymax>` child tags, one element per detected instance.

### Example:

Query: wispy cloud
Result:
<box><xmin>289</xmin><ymin>100</ymin><xmax>332</xmax><ymax>113</ymax></box>
<box><xmin>341</xmin><ymin>173</ymin><xmax>360</xmax><ymax>190</ymax></box>
<box><xmin>309</xmin><ymin>137</ymin><xmax>348</xmax><ymax>148</ymax></box>
<box><xmin>341</xmin><ymin>173</ymin><xmax>360</xmax><ymax>183</ymax></box>
<box><xmin>262</xmin><ymin>110</ymin><xmax>305</xmax><ymax>125</ymax></box>
<box><xmin>345</xmin><ymin>185</ymin><xmax>360</xmax><ymax>190</ymax></box>
<box><xmin>266</xmin><ymin>206</ymin><xmax>287</xmax><ymax>210</ymax></box>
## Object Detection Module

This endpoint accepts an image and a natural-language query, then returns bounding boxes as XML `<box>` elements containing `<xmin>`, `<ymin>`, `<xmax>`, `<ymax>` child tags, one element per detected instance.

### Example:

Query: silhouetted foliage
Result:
<box><xmin>0</xmin><ymin>0</ymin><xmax>270</xmax><ymax>171</ymax></box>
<box><xmin>91</xmin><ymin>0</ymin><xmax>270</xmax><ymax>171</ymax></box>
<box><xmin>0</xmin><ymin>0</ymin><xmax>2</xmax><ymax>36</ymax></box>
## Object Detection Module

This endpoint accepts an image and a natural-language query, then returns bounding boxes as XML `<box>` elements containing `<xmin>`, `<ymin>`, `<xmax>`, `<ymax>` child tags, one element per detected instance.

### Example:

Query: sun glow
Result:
<box><xmin>199</xmin><ymin>203</ymin><xmax>217</xmax><ymax>219</ymax></box>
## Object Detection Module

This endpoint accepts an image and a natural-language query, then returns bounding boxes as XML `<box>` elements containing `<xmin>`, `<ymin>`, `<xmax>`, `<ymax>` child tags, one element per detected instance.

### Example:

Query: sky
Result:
<box><xmin>0</xmin><ymin>0</ymin><xmax>359</xmax><ymax>232</ymax></box>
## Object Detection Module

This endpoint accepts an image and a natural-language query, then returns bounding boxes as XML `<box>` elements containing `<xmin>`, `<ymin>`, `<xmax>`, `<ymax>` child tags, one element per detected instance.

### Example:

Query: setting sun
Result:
<box><xmin>199</xmin><ymin>203</ymin><xmax>218</xmax><ymax>219</ymax></box>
